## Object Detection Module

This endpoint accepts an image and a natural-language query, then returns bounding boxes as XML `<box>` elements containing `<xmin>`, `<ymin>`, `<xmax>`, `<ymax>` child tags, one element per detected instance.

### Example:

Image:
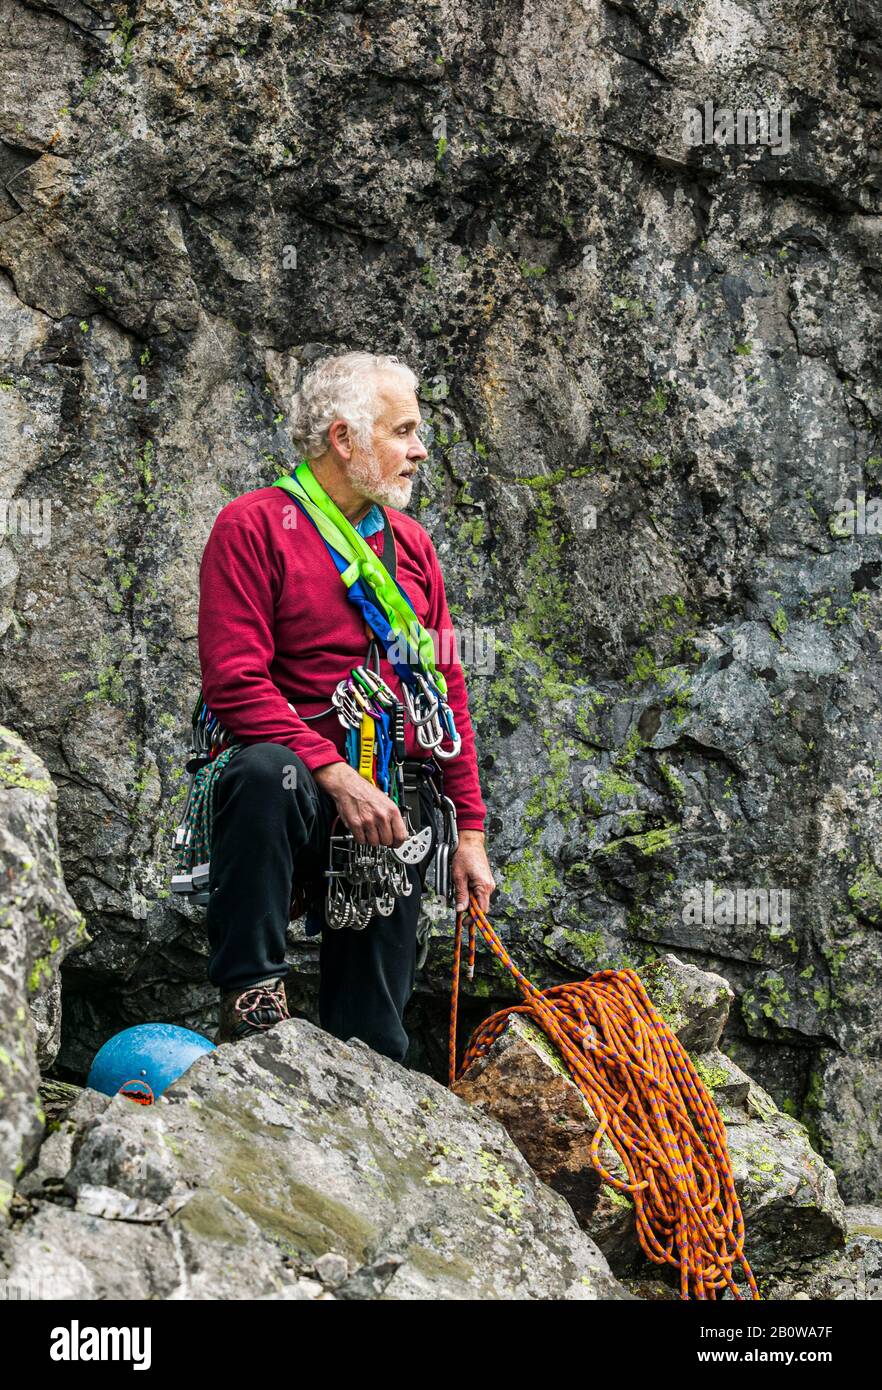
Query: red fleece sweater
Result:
<box><xmin>197</xmin><ymin>486</ymin><xmax>487</xmax><ymax>831</ymax></box>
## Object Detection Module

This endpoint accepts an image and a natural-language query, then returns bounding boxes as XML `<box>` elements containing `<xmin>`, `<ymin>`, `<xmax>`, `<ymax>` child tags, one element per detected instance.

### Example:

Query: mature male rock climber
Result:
<box><xmin>197</xmin><ymin>351</ymin><xmax>495</xmax><ymax>1060</ymax></box>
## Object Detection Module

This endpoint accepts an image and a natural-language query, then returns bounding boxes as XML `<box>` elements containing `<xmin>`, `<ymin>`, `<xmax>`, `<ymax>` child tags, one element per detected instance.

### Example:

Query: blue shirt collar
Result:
<box><xmin>355</xmin><ymin>504</ymin><xmax>385</xmax><ymax>538</ymax></box>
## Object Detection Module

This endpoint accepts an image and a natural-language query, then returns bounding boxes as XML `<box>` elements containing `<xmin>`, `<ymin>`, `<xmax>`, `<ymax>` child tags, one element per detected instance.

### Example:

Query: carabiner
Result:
<box><xmin>433</xmin><ymin>701</ymin><xmax>462</xmax><ymax>759</ymax></box>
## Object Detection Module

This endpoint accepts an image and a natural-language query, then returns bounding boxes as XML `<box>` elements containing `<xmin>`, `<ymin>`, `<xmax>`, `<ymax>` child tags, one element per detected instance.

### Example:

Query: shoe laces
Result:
<box><xmin>233</xmin><ymin>979</ymin><xmax>290</xmax><ymax>1031</ymax></box>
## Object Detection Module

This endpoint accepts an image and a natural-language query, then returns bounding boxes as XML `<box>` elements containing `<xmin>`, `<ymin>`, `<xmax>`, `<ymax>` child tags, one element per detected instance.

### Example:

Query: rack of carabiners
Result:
<box><xmin>170</xmin><ymin>695</ymin><xmax>242</xmax><ymax>906</ymax></box>
<box><xmin>325</xmin><ymin>658</ymin><xmax>460</xmax><ymax>931</ymax></box>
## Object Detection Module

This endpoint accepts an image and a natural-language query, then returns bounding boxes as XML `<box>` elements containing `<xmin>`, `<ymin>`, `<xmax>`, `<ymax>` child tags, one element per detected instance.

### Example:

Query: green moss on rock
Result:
<box><xmin>0</xmin><ymin>749</ymin><xmax>51</xmax><ymax>794</ymax></box>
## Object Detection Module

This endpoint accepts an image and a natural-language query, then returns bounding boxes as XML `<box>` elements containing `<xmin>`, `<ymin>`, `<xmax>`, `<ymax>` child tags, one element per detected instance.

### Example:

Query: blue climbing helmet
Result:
<box><xmin>87</xmin><ymin>1023</ymin><xmax>215</xmax><ymax>1105</ymax></box>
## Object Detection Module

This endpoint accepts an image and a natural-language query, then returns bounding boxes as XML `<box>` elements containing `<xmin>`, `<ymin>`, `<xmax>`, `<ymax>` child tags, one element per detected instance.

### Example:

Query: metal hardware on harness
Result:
<box><xmin>325</xmin><ymin>816</ymin><xmax>415</xmax><ymax>931</ymax></box>
<box><xmin>391</xmin><ymin>823</ymin><xmax>433</xmax><ymax>865</ymax></box>
<box><xmin>432</xmin><ymin>709</ymin><xmax>462</xmax><ymax>761</ymax></box>
<box><xmin>400</xmin><ymin>674</ymin><xmax>461</xmax><ymax>759</ymax></box>
<box><xmin>353</xmin><ymin>666</ymin><xmax>395</xmax><ymax>707</ymax></box>
<box><xmin>401</xmin><ymin>674</ymin><xmax>438</xmax><ymax>728</ymax></box>
<box><xmin>321</xmin><ymin>757</ymin><xmax>459</xmax><ymax>927</ymax></box>
<box><xmin>425</xmin><ymin>783</ymin><xmax>459</xmax><ymax>907</ymax></box>
<box><xmin>331</xmin><ymin>678</ymin><xmax>363</xmax><ymax>730</ymax></box>
<box><xmin>434</xmin><ymin>843</ymin><xmax>451</xmax><ymax>901</ymax></box>
<box><xmin>332</xmin><ymin>669</ymin><xmax>400</xmax><ymax>735</ymax></box>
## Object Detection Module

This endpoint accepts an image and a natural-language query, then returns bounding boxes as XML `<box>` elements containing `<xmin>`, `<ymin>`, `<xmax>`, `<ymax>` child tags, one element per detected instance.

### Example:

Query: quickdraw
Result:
<box><xmin>323</xmin><ymin>639</ymin><xmax>455</xmax><ymax>931</ymax></box>
<box><xmin>401</xmin><ymin>672</ymin><xmax>461</xmax><ymax>758</ymax></box>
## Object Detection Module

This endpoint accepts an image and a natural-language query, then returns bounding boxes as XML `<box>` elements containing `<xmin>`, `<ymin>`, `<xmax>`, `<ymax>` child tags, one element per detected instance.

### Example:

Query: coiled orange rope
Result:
<box><xmin>449</xmin><ymin>895</ymin><xmax>760</xmax><ymax>1301</ymax></box>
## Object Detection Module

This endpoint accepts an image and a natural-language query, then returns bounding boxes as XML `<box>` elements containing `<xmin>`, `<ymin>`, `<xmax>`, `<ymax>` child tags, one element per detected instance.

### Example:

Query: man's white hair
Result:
<box><xmin>290</xmin><ymin>351</ymin><xmax>418</xmax><ymax>459</ymax></box>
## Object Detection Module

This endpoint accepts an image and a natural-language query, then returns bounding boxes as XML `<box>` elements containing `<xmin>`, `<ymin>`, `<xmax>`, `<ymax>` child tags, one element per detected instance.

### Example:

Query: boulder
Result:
<box><xmin>757</xmin><ymin>1206</ymin><xmax>882</xmax><ymax>1301</ymax></box>
<box><xmin>639</xmin><ymin>955</ymin><xmax>734</xmax><ymax>1051</ymax></box>
<box><xmin>1</xmin><ymin>1017</ymin><xmax>634</xmax><ymax>1301</ymax></box>
<box><xmin>0</xmin><ymin>724</ymin><xmax>87</xmax><ymax>1224</ymax></box>
<box><xmin>803</xmin><ymin>1055</ymin><xmax>882</xmax><ymax>1206</ymax></box>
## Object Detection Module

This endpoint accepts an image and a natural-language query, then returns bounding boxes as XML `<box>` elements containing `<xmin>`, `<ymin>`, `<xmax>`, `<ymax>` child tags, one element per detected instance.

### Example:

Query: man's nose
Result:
<box><xmin>410</xmin><ymin>436</ymin><xmax>429</xmax><ymax>461</ymax></box>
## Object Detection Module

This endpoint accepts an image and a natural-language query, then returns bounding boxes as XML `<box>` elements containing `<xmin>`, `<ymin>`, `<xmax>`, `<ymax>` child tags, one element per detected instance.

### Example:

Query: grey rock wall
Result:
<box><xmin>1</xmin><ymin>0</ymin><xmax>881</xmax><ymax>1196</ymax></box>
<box><xmin>0</xmin><ymin>724</ymin><xmax>86</xmax><ymax>1222</ymax></box>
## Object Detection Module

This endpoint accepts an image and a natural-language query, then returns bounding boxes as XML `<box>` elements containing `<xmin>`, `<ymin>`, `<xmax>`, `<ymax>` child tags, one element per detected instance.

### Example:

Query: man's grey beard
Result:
<box><xmin>347</xmin><ymin>443</ymin><xmax>414</xmax><ymax>510</ymax></box>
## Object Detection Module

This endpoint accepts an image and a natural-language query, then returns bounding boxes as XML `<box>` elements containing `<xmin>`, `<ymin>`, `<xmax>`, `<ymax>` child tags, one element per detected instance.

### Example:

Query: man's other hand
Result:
<box><xmin>451</xmin><ymin>830</ymin><xmax>496</xmax><ymax>916</ymax></box>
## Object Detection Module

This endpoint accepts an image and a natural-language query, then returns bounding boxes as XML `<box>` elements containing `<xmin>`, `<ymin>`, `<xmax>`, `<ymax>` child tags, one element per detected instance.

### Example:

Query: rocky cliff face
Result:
<box><xmin>1</xmin><ymin>0</ymin><xmax>881</xmax><ymax>1198</ymax></box>
<box><xmin>1</xmin><ymin>728</ymin><xmax>879</xmax><ymax>1299</ymax></box>
<box><xmin>0</xmin><ymin>725</ymin><xmax>86</xmax><ymax>1219</ymax></box>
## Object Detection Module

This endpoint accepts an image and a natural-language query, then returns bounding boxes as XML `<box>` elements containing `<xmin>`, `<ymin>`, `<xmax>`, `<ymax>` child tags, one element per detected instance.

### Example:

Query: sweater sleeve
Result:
<box><xmin>422</xmin><ymin>535</ymin><xmax>487</xmax><ymax>833</ymax></box>
<box><xmin>198</xmin><ymin>510</ymin><xmax>346</xmax><ymax>773</ymax></box>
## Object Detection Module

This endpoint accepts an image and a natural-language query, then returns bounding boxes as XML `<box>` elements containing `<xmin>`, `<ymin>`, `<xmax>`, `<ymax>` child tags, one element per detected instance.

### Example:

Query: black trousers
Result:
<box><xmin>205</xmin><ymin>742</ymin><xmax>435</xmax><ymax>1063</ymax></box>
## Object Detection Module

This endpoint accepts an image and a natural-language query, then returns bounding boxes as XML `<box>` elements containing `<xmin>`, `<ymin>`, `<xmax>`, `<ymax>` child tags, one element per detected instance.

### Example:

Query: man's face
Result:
<box><xmin>345</xmin><ymin>373</ymin><xmax>428</xmax><ymax>509</ymax></box>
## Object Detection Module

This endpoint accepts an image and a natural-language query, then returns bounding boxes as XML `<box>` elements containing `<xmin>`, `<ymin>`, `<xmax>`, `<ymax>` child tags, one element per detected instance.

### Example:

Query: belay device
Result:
<box><xmin>169</xmin><ymin>460</ymin><xmax>462</xmax><ymax>928</ymax></box>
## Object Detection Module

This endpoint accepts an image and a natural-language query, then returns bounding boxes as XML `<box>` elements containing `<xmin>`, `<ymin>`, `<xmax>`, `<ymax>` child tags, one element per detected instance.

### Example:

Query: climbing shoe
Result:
<box><xmin>216</xmin><ymin>976</ymin><xmax>290</xmax><ymax>1044</ymax></box>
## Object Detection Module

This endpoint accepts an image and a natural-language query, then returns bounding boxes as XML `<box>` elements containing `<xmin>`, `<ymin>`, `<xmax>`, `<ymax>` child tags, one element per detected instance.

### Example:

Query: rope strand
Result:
<box><xmin>449</xmin><ymin>895</ymin><xmax>759</xmax><ymax>1302</ymax></box>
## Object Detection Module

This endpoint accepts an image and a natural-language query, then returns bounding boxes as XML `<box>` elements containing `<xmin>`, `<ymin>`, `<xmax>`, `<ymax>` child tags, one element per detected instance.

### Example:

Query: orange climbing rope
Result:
<box><xmin>448</xmin><ymin>894</ymin><xmax>760</xmax><ymax>1302</ymax></box>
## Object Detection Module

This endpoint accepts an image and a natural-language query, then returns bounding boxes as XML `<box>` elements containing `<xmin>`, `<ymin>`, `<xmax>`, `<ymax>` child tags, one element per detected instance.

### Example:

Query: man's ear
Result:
<box><xmin>328</xmin><ymin>419</ymin><xmax>352</xmax><ymax>459</ymax></box>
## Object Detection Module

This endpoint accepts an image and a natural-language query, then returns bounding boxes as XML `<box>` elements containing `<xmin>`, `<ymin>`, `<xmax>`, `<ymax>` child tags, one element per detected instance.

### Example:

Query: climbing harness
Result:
<box><xmin>449</xmin><ymin>895</ymin><xmax>760</xmax><ymax>1303</ymax></box>
<box><xmin>170</xmin><ymin>467</ymin><xmax>462</xmax><ymax>927</ymax></box>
